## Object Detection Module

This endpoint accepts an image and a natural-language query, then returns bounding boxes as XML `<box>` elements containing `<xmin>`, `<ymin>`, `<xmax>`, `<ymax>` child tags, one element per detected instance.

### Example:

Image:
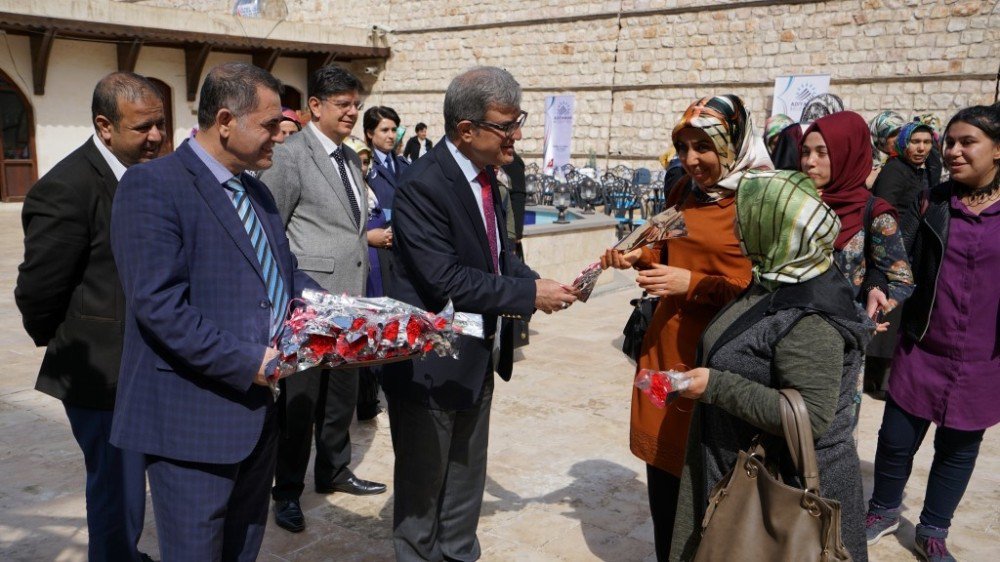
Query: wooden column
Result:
<box><xmin>117</xmin><ymin>39</ymin><xmax>143</xmax><ymax>73</ymax></box>
<box><xmin>29</xmin><ymin>29</ymin><xmax>55</xmax><ymax>95</ymax></box>
<box><xmin>184</xmin><ymin>44</ymin><xmax>212</xmax><ymax>102</ymax></box>
<box><xmin>252</xmin><ymin>49</ymin><xmax>281</xmax><ymax>72</ymax></box>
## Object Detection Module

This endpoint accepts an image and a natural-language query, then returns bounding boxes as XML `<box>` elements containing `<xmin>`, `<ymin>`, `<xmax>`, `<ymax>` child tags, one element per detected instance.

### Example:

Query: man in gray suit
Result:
<box><xmin>259</xmin><ymin>65</ymin><xmax>386</xmax><ymax>534</ymax></box>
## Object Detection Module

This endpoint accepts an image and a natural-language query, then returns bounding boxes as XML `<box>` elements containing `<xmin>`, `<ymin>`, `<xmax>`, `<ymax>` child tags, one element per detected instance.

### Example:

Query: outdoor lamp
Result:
<box><xmin>579</xmin><ymin>177</ymin><xmax>598</xmax><ymax>214</ymax></box>
<box><xmin>525</xmin><ymin>173</ymin><xmax>539</xmax><ymax>205</ymax></box>
<box><xmin>553</xmin><ymin>182</ymin><xmax>572</xmax><ymax>224</ymax></box>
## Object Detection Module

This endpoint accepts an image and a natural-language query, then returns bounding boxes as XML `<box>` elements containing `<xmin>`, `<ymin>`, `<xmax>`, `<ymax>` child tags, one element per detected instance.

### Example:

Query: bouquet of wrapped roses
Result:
<box><xmin>272</xmin><ymin>289</ymin><xmax>461</xmax><ymax>380</ymax></box>
<box><xmin>633</xmin><ymin>368</ymin><xmax>691</xmax><ymax>408</ymax></box>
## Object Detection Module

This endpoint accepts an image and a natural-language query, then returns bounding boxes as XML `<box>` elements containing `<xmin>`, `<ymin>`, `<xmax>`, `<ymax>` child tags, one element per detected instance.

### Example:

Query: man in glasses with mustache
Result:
<box><xmin>383</xmin><ymin>66</ymin><xmax>577</xmax><ymax>561</ymax></box>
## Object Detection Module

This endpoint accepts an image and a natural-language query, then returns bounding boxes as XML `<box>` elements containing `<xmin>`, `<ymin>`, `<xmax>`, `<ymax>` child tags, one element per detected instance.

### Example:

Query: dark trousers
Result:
<box><xmin>64</xmin><ymin>404</ymin><xmax>147</xmax><ymax>562</ymax></box>
<box><xmin>646</xmin><ymin>464</ymin><xmax>680</xmax><ymax>562</ymax></box>
<box><xmin>146</xmin><ymin>411</ymin><xmax>277</xmax><ymax>562</ymax></box>
<box><xmin>871</xmin><ymin>396</ymin><xmax>985</xmax><ymax>529</ymax></box>
<box><xmin>357</xmin><ymin>366</ymin><xmax>382</xmax><ymax>421</ymax></box>
<box><xmin>273</xmin><ymin>367</ymin><xmax>358</xmax><ymax>501</ymax></box>
<box><xmin>386</xmin><ymin>376</ymin><xmax>494</xmax><ymax>562</ymax></box>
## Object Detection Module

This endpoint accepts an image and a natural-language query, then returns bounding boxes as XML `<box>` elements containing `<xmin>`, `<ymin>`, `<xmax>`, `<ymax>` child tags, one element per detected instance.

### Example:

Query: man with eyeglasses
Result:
<box><xmin>259</xmin><ymin>65</ymin><xmax>387</xmax><ymax>535</ymax></box>
<box><xmin>383</xmin><ymin>66</ymin><xmax>577</xmax><ymax>561</ymax></box>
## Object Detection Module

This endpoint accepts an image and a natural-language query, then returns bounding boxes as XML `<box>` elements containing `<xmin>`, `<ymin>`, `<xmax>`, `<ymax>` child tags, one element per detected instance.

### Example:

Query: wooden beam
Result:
<box><xmin>252</xmin><ymin>49</ymin><xmax>281</xmax><ymax>72</ymax></box>
<box><xmin>307</xmin><ymin>52</ymin><xmax>337</xmax><ymax>79</ymax></box>
<box><xmin>29</xmin><ymin>29</ymin><xmax>55</xmax><ymax>95</ymax></box>
<box><xmin>184</xmin><ymin>43</ymin><xmax>211</xmax><ymax>102</ymax></box>
<box><xmin>117</xmin><ymin>39</ymin><xmax>143</xmax><ymax>73</ymax></box>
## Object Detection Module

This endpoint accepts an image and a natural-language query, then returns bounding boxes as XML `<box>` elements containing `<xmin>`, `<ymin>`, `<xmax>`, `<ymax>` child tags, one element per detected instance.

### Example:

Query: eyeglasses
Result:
<box><xmin>469</xmin><ymin>110</ymin><xmax>528</xmax><ymax>138</ymax></box>
<box><xmin>325</xmin><ymin>98</ymin><xmax>364</xmax><ymax>112</ymax></box>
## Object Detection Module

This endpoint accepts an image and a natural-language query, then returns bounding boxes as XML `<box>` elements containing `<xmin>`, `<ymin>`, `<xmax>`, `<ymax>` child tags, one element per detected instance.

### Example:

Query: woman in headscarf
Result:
<box><xmin>669</xmin><ymin>170</ymin><xmax>870</xmax><ymax>562</ymax></box>
<box><xmin>864</xmin><ymin>104</ymin><xmax>1000</xmax><ymax>562</ymax></box>
<box><xmin>763</xmin><ymin>113</ymin><xmax>795</xmax><ymax>156</ymax></box>
<box><xmin>601</xmin><ymin>94</ymin><xmax>769</xmax><ymax>560</ymax></box>
<box><xmin>914</xmin><ymin>113</ymin><xmax>945</xmax><ymax>187</ymax></box>
<box><xmin>800</xmin><ymin>93</ymin><xmax>845</xmax><ymax>124</ymax></box>
<box><xmin>799</xmin><ymin>111</ymin><xmax>915</xmax><ymax>420</ymax></box>
<box><xmin>867</xmin><ymin>110</ymin><xmax>906</xmax><ymax>186</ymax></box>
<box><xmin>864</xmin><ymin>120</ymin><xmax>935</xmax><ymax>396</ymax></box>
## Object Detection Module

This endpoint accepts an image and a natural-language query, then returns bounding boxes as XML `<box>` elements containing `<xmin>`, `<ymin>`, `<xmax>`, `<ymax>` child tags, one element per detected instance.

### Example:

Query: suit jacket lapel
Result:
<box><xmin>303</xmin><ymin>126</ymin><xmax>362</xmax><ymax>232</ymax></box>
<box><xmin>177</xmin><ymin>144</ymin><xmax>265</xmax><ymax>283</ymax></box>
<box><xmin>81</xmin><ymin>140</ymin><xmax>120</xmax><ymax>200</ymax></box>
<box><xmin>438</xmin><ymin>144</ymin><xmax>494</xmax><ymax>272</ymax></box>
<box><xmin>373</xmin><ymin>158</ymin><xmax>398</xmax><ymax>189</ymax></box>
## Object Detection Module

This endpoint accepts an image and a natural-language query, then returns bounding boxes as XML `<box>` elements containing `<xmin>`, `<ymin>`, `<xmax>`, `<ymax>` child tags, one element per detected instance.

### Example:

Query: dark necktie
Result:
<box><xmin>331</xmin><ymin>147</ymin><xmax>361</xmax><ymax>226</ymax></box>
<box><xmin>224</xmin><ymin>176</ymin><xmax>288</xmax><ymax>338</ymax></box>
<box><xmin>475</xmin><ymin>169</ymin><xmax>499</xmax><ymax>273</ymax></box>
<box><xmin>385</xmin><ymin>154</ymin><xmax>396</xmax><ymax>178</ymax></box>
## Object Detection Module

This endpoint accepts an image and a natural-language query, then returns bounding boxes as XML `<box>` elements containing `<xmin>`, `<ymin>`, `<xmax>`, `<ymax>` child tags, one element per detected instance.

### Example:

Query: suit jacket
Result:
<box><xmin>110</xmin><ymin>140</ymin><xmax>321</xmax><ymax>464</ymax></box>
<box><xmin>403</xmin><ymin>136</ymin><xmax>433</xmax><ymax>162</ymax></box>
<box><xmin>367</xmin><ymin>151</ymin><xmax>410</xmax><ymax>211</ymax></box>
<box><xmin>259</xmin><ymin>126</ymin><xmax>368</xmax><ymax>295</ymax></box>
<box><xmin>383</xmin><ymin>141</ymin><xmax>538</xmax><ymax>410</ymax></box>
<box><xmin>15</xmin><ymin>139</ymin><xmax>125</xmax><ymax>409</ymax></box>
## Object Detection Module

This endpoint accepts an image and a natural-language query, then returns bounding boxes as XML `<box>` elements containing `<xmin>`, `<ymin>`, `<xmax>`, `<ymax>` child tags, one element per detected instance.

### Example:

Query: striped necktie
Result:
<box><xmin>224</xmin><ymin>176</ymin><xmax>288</xmax><ymax>339</ymax></box>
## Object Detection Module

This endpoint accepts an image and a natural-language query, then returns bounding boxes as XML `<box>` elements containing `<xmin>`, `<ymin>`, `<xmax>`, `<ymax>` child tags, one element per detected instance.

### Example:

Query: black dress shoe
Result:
<box><xmin>316</xmin><ymin>475</ymin><xmax>387</xmax><ymax>496</ymax></box>
<box><xmin>273</xmin><ymin>499</ymin><xmax>305</xmax><ymax>533</ymax></box>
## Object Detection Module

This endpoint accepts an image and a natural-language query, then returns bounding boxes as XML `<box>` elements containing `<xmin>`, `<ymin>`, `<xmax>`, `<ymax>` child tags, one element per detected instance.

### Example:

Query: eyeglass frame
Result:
<box><xmin>466</xmin><ymin>110</ymin><xmax>528</xmax><ymax>138</ymax></box>
<box><xmin>322</xmin><ymin>97</ymin><xmax>365</xmax><ymax>112</ymax></box>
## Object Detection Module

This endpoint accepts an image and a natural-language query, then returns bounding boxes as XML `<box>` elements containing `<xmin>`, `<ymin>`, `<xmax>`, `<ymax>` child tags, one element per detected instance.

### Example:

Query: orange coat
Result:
<box><xmin>630</xmin><ymin>191</ymin><xmax>752</xmax><ymax>476</ymax></box>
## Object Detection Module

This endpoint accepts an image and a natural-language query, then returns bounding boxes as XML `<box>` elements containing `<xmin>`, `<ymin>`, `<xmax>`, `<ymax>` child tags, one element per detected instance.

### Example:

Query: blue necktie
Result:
<box><xmin>224</xmin><ymin>176</ymin><xmax>288</xmax><ymax>339</ymax></box>
<box><xmin>385</xmin><ymin>154</ymin><xmax>395</xmax><ymax>178</ymax></box>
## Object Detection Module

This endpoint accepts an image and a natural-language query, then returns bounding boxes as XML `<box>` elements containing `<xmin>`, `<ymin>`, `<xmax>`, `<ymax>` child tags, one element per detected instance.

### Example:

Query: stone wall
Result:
<box><xmin>120</xmin><ymin>0</ymin><xmax>1000</xmax><ymax>169</ymax></box>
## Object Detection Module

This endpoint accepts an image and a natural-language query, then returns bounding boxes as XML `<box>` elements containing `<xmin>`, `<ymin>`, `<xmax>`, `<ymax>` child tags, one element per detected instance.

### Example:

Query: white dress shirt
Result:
<box><xmin>308</xmin><ymin>122</ymin><xmax>364</xmax><ymax>206</ymax></box>
<box><xmin>91</xmin><ymin>133</ymin><xmax>127</xmax><ymax>181</ymax></box>
<box><xmin>445</xmin><ymin>138</ymin><xmax>502</xmax><ymax>262</ymax></box>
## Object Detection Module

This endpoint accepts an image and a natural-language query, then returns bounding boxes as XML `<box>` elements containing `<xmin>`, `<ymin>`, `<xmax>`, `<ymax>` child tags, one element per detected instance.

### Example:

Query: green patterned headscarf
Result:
<box><xmin>735</xmin><ymin>170</ymin><xmax>841</xmax><ymax>291</ymax></box>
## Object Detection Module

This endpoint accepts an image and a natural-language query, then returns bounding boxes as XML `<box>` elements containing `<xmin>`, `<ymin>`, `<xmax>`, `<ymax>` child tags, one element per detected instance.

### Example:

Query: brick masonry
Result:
<box><xmin>124</xmin><ymin>0</ymin><xmax>1000</xmax><ymax>169</ymax></box>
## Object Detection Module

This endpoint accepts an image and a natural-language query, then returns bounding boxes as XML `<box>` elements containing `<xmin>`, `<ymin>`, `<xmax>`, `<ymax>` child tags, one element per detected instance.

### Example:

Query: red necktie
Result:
<box><xmin>475</xmin><ymin>169</ymin><xmax>500</xmax><ymax>273</ymax></box>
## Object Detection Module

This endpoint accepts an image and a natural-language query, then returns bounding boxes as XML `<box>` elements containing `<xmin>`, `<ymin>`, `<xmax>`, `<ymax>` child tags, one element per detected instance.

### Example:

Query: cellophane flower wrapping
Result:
<box><xmin>273</xmin><ymin>289</ymin><xmax>460</xmax><ymax>380</ymax></box>
<box><xmin>633</xmin><ymin>368</ymin><xmax>690</xmax><ymax>408</ymax></box>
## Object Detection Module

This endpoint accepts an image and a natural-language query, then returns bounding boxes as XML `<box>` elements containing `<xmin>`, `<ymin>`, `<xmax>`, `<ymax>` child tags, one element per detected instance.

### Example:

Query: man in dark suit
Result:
<box><xmin>110</xmin><ymin>62</ymin><xmax>321</xmax><ymax>561</ymax></box>
<box><xmin>15</xmin><ymin>72</ymin><xmax>165</xmax><ymax>562</ymax></box>
<box><xmin>384</xmin><ymin>67</ymin><xmax>577</xmax><ymax>561</ymax></box>
<box><xmin>260</xmin><ymin>65</ymin><xmax>386</xmax><ymax>535</ymax></box>
<box><xmin>402</xmin><ymin>122</ymin><xmax>433</xmax><ymax>162</ymax></box>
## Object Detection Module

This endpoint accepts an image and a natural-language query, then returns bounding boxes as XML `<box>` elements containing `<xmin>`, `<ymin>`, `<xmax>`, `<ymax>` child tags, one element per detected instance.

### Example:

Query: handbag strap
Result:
<box><xmin>778</xmin><ymin>388</ymin><xmax>821</xmax><ymax>493</ymax></box>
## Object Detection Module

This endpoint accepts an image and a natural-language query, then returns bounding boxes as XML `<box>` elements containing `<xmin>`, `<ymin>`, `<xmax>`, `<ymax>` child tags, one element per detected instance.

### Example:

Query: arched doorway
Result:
<box><xmin>147</xmin><ymin>77</ymin><xmax>174</xmax><ymax>156</ymax></box>
<box><xmin>0</xmin><ymin>70</ymin><xmax>36</xmax><ymax>201</ymax></box>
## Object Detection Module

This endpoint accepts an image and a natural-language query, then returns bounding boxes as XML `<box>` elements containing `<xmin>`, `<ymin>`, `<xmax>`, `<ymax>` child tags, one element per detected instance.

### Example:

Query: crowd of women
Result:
<box><xmin>601</xmin><ymin>94</ymin><xmax>1000</xmax><ymax>562</ymax></box>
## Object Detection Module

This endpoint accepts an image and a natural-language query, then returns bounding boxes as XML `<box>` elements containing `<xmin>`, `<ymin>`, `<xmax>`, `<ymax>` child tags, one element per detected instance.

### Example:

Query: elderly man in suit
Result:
<box><xmin>259</xmin><ymin>64</ymin><xmax>386</xmax><ymax>535</ymax></box>
<box><xmin>384</xmin><ymin>66</ymin><xmax>578</xmax><ymax>561</ymax></box>
<box><xmin>110</xmin><ymin>62</ymin><xmax>321</xmax><ymax>561</ymax></box>
<box><xmin>15</xmin><ymin>72</ymin><xmax>164</xmax><ymax>562</ymax></box>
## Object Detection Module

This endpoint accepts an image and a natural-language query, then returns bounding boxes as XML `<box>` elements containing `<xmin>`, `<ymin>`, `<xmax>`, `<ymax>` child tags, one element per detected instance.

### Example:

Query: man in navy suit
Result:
<box><xmin>110</xmin><ymin>62</ymin><xmax>321</xmax><ymax>561</ymax></box>
<box><xmin>384</xmin><ymin>66</ymin><xmax>577</xmax><ymax>561</ymax></box>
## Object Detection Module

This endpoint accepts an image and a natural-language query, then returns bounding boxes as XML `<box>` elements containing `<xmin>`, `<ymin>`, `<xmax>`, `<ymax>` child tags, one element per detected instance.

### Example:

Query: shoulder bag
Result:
<box><xmin>693</xmin><ymin>388</ymin><xmax>852</xmax><ymax>561</ymax></box>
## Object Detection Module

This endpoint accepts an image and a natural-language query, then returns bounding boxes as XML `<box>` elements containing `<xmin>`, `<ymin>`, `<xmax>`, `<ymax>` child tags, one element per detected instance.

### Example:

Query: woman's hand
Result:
<box><xmin>366</xmin><ymin>227</ymin><xmax>393</xmax><ymax>249</ymax></box>
<box><xmin>636</xmin><ymin>264</ymin><xmax>692</xmax><ymax>297</ymax></box>
<box><xmin>679</xmin><ymin>367</ymin><xmax>710</xmax><ymax>400</ymax></box>
<box><xmin>866</xmin><ymin>287</ymin><xmax>890</xmax><ymax>333</ymax></box>
<box><xmin>600</xmin><ymin>248</ymin><xmax>641</xmax><ymax>270</ymax></box>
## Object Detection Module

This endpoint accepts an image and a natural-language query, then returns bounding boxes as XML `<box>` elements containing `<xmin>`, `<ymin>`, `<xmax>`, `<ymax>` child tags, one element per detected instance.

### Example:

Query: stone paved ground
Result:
<box><xmin>0</xmin><ymin>202</ymin><xmax>996</xmax><ymax>561</ymax></box>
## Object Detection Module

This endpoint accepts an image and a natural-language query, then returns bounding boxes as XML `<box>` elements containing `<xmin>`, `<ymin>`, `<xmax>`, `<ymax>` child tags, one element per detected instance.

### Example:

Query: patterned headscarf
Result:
<box><xmin>893</xmin><ymin>121</ymin><xmax>934</xmax><ymax>159</ymax></box>
<box><xmin>869</xmin><ymin>110</ymin><xmax>905</xmax><ymax>155</ymax></box>
<box><xmin>799</xmin><ymin>93</ymin><xmax>845</xmax><ymax>124</ymax></box>
<box><xmin>914</xmin><ymin>113</ymin><xmax>942</xmax><ymax>141</ymax></box>
<box><xmin>736</xmin><ymin>170</ymin><xmax>840</xmax><ymax>291</ymax></box>
<box><xmin>764</xmin><ymin>114</ymin><xmax>795</xmax><ymax>152</ymax></box>
<box><xmin>670</xmin><ymin>94</ymin><xmax>773</xmax><ymax>199</ymax></box>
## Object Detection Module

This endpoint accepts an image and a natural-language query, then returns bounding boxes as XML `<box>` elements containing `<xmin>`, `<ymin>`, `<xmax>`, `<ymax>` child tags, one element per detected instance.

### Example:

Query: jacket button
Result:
<box><xmin>259</xmin><ymin>299</ymin><xmax>270</xmax><ymax>309</ymax></box>
<box><xmin>356</xmin><ymin>261</ymin><xmax>362</xmax><ymax>267</ymax></box>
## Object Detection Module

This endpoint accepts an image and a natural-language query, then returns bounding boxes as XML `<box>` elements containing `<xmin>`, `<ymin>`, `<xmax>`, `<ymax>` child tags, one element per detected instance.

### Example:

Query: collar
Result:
<box><xmin>188</xmin><ymin>137</ymin><xmax>239</xmax><ymax>184</ymax></box>
<box><xmin>374</xmin><ymin>148</ymin><xmax>392</xmax><ymax>166</ymax></box>
<box><xmin>308</xmin><ymin>121</ymin><xmax>342</xmax><ymax>155</ymax></box>
<box><xmin>91</xmin><ymin>133</ymin><xmax>128</xmax><ymax>181</ymax></box>
<box><xmin>445</xmin><ymin>137</ymin><xmax>482</xmax><ymax>184</ymax></box>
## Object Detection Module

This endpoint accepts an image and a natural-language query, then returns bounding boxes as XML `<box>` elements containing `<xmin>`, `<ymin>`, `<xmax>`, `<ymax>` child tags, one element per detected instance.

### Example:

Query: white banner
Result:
<box><xmin>771</xmin><ymin>75</ymin><xmax>830</xmax><ymax>122</ymax></box>
<box><xmin>542</xmin><ymin>95</ymin><xmax>575</xmax><ymax>176</ymax></box>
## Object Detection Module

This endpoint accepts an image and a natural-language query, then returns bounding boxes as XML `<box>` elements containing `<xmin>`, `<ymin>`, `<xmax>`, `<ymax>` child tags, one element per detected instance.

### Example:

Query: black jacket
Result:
<box><xmin>384</xmin><ymin>141</ymin><xmax>538</xmax><ymax>410</ymax></box>
<box><xmin>873</xmin><ymin>156</ymin><xmax>927</xmax><ymax>248</ymax></box>
<box><xmin>403</xmin><ymin>136</ymin><xmax>433</xmax><ymax>162</ymax></box>
<box><xmin>899</xmin><ymin>181</ymin><xmax>952</xmax><ymax>342</ymax></box>
<box><xmin>15</xmin><ymin>140</ymin><xmax>125</xmax><ymax>409</ymax></box>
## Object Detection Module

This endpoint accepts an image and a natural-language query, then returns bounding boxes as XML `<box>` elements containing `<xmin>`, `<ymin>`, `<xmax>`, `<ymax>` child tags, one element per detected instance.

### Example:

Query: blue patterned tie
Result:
<box><xmin>224</xmin><ymin>176</ymin><xmax>288</xmax><ymax>339</ymax></box>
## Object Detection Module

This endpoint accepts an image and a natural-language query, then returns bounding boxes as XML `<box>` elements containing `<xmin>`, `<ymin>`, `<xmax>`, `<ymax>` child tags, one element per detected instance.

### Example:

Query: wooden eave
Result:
<box><xmin>0</xmin><ymin>12</ymin><xmax>389</xmax><ymax>99</ymax></box>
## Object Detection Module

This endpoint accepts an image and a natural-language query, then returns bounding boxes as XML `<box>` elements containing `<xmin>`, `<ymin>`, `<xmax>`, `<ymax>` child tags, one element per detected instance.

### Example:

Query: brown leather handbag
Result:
<box><xmin>693</xmin><ymin>389</ymin><xmax>852</xmax><ymax>562</ymax></box>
